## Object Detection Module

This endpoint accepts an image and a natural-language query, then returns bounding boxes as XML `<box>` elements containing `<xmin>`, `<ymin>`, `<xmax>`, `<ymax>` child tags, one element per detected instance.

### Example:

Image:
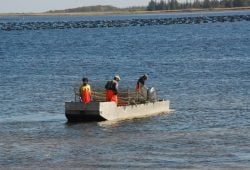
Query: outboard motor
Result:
<box><xmin>147</xmin><ymin>87</ymin><xmax>157</xmax><ymax>102</ymax></box>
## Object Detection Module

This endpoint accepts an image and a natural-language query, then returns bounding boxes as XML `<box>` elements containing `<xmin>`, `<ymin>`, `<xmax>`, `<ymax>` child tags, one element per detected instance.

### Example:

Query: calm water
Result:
<box><xmin>0</xmin><ymin>11</ymin><xmax>250</xmax><ymax>169</ymax></box>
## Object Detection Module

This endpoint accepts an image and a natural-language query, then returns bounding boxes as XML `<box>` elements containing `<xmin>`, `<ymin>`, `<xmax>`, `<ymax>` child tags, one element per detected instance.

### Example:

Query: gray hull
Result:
<box><xmin>65</xmin><ymin>100</ymin><xmax>171</xmax><ymax>122</ymax></box>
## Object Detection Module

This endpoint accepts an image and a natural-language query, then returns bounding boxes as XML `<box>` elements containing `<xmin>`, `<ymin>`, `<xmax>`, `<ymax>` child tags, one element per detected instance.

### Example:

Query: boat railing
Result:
<box><xmin>75</xmin><ymin>88</ymin><xmax>157</xmax><ymax>106</ymax></box>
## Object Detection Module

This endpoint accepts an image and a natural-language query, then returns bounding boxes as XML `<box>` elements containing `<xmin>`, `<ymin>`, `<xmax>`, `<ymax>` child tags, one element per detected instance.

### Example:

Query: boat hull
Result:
<box><xmin>65</xmin><ymin>100</ymin><xmax>171</xmax><ymax>122</ymax></box>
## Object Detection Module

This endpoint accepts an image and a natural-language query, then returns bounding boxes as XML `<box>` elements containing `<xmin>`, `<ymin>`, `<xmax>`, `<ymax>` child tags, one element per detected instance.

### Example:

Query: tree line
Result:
<box><xmin>47</xmin><ymin>5</ymin><xmax>146</xmax><ymax>13</ymax></box>
<box><xmin>147</xmin><ymin>0</ymin><xmax>250</xmax><ymax>10</ymax></box>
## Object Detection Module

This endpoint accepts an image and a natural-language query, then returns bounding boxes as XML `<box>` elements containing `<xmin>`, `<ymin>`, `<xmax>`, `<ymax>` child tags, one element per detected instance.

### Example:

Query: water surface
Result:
<box><xmin>0</xmin><ymin>11</ymin><xmax>250</xmax><ymax>169</ymax></box>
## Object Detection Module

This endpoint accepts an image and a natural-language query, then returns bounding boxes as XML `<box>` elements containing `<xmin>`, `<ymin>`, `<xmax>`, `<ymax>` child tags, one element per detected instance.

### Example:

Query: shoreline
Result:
<box><xmin>0</xmin><ymin>7</ymin><xmax>250</xmax><ymax>17</ymax></box>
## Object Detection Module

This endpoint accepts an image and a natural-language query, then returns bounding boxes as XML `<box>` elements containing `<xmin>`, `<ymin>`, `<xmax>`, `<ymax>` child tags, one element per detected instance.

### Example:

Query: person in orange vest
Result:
<box><xmin>79</xmin><ymin>77</ymin><xmax>91</xmax><ymax>104</ymax></box>
<box><xmin>105</xmin><ymin>75</ymin><xmax>121</xmax><ymax>103</ymax></box>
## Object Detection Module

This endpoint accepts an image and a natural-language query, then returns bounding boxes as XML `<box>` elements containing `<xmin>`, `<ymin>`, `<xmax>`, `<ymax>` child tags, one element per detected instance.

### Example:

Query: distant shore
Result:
<box><xmin>0</xmin><ymin>7</ymin><xmax>250</xmax><ymax>17</ymax></box>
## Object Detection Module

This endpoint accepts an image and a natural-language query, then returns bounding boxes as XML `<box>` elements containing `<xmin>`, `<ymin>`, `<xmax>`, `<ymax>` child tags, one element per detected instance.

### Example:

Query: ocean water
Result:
<box><xmin>0</xmin><ymin>11</ymin><xmax>250</xmax><ymax>169</ymax></box>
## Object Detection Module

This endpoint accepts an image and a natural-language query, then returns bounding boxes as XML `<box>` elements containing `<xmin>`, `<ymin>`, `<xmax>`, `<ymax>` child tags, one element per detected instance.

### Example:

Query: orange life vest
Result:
<box><xmin>105</xmin><ymin>80</ymin><xmax>118</xmax><ymax>103</ymax></box>
<box><xmin>79</xmin><ymin>84</ymin><xmax>91</xmax><ymax>103</ymax></box>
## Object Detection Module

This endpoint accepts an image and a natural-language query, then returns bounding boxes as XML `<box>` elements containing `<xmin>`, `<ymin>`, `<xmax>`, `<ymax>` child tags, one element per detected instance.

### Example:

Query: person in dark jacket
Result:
<box><xmin>105</xmin><ymin>75</ymin><xmax>121</xmax><ymax>103</ymax></box>
<box><xmin>136</xmin><ymin>74</ymin><xmax>148</xmax><ymax>92</ymax></box>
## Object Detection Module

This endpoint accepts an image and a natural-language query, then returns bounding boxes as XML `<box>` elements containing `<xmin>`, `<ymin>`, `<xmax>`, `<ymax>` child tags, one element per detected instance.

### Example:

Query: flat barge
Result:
<box><xmin>65</xmin><ymin>100</ymin><xmax>172</xmax><ymax>122</ymax></box>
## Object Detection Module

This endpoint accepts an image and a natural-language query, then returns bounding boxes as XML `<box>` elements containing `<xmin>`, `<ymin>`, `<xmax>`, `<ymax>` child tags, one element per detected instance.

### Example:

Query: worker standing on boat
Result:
<box><xmin>105</xmin><ymin>75</ymin><xmax>121</xmax><ymax>103</ymax></box>
<box><xmin>79</xmin><ymin>77</ymin><xmax>91</xmax><ymax>104</ymax></box>
<box><xmin>136</xmin><ymin>74</ymin><xmax>148</xmax><ymax>92</ymax></box>
<box><xmin>136</xmin><ymin>74</ymin><xmax>148</xmax><ymax>100</ymax></box>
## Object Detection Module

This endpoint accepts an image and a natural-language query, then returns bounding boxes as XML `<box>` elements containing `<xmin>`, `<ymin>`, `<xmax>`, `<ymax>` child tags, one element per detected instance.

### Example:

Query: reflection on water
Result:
<box><xmin>1</xmin><ymin>110</ymin><xmax>249</xmax><ymax>169</ymax></box>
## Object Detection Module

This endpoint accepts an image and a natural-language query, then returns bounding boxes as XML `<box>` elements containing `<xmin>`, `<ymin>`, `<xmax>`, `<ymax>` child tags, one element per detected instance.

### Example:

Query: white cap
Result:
<box><xmin>114</xmin><ymin>75</ymin><xmax>121</xmax><ymax>81</ymax></box>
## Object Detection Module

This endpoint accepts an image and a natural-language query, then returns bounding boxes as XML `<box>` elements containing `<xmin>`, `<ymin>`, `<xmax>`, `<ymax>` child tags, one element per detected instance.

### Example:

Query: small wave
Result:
<box><xmin>176</xmin><ymin>107</ymin><xmax>250</xmax><ymax>112</ymax></box>
<box><xmin>0</xmin><ymin>113</ymin><xmax>65</xmax><ymax>123</ymax></box>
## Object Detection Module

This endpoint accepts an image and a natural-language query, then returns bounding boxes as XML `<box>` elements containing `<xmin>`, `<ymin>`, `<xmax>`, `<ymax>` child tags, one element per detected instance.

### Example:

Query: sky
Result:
<box><xmin>0</xmin><ymin>0</ymin><xmax>153</xmax><ymax>13</ymax></box>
